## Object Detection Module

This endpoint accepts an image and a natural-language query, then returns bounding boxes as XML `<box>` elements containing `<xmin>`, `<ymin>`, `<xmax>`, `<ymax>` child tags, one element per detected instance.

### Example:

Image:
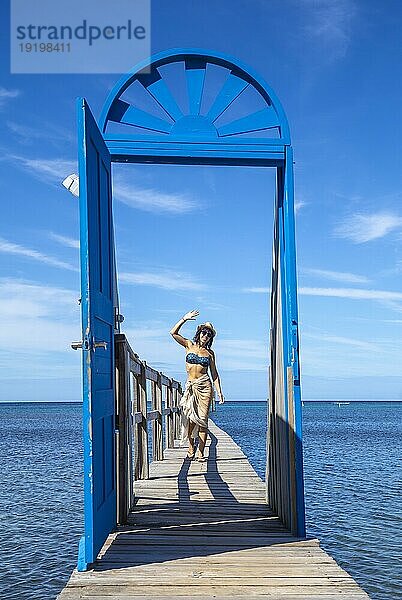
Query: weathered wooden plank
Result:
<box><xmin>58</xmin><ymin>422</ymin><xmax>369</xmax><ymax>600</ymax></box>
<box><xmin>59</xmin><ymin>583</ymin><xmax>368</xmax><ymax>596</ymax></box>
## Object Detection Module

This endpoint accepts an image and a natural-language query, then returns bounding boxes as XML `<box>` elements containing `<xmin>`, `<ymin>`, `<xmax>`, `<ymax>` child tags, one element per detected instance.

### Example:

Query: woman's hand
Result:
<box><xmin>218</xmin><ymin>396</ymin><xmax>225</xmax><ymax>405</ymax></box>
<box><xmin>182</xmin><ymin>309</ymin><xmax>199</xmax><ymax>321</ymax></box>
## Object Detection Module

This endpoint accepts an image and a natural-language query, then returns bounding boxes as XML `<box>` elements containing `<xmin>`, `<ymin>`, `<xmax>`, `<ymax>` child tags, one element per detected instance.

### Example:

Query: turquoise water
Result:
<box><xmin>0</xmin><ymin>401</ymin><xmax>401</xmax><ymax>599</ymax></box>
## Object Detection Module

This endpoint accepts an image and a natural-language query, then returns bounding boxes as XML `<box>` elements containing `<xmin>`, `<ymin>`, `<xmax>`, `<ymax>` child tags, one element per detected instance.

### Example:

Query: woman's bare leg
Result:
<box><xmin>188</xmin><ymin>421</ymin><xmax>196</xmax><ymax>455</ymax></box>
<box><xmin>197</xmin><ymin>427</ymin><xmax>208</xmax><ymax>457</ymax></box>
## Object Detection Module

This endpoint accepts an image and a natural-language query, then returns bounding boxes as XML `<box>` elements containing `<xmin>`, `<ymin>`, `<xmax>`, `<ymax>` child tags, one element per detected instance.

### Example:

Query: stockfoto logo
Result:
<box><xmin>16</xmin><ymin>20</ymin><xmax>146</xmax><ymax>46</ymax></box>
<box><xmin>11</xmin><ymin>0</ymin><xmax>151</xmax><ymax>74</ymax></box>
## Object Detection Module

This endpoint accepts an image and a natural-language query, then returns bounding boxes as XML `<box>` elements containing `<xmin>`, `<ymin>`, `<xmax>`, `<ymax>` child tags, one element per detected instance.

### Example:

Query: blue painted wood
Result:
<box><xmin>74</xmin><ymin>48</ymin><xmax>305</xmax><ymax>545</ymax></box>
<box><xmin>137</xmin><ymin>69</ymin><xmax>183</xmax><ymax>121</ymax></box>
<box><xmin>185</xmin><ymin>57</ymin><xmax>206</xmax><ymax>115</ymax></box>
<box><xmin>104</xmin><ymin>133</ymin><xmax>286</xmax><ymax>145</ymax></box>
<box><xmin>206</xmin><ymin>71</ymin><xmax>249</xmax><ymax>122</ymax></box>
<box><xmin>108</xmin><ymin>98</ymin><xmax>172</xmax><ymax>133</ymax></box>
<box><xmin>277</xmin><ymin>167</ymin><xmax>292</xmax><ymax>525</ymax></box>
<box><xmin>77</xmin><ymin>98</ymin><xmax>116</xmax><ymax>571</ymax></box>
<box><xmin>98</xmin><ymin>49</ymin><xmax>290</xmax><ymax>145</ymax></box>
<box><xmin>217</xmin><ymin>107</ymin><xmax>280</xmax><ymax>137</ymax></box>
<box><xmin>283</xmin><ymin>146</ymin><xmax>306</xmax><ymax>537</ymax></box>
<box><xmin>103</xmin><ymin>136</ymin><xmax>285</xmax><ymax>166</ymax></box>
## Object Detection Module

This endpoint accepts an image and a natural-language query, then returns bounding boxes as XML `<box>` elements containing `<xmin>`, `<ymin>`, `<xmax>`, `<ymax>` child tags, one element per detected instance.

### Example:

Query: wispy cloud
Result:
<box><xmin>0</xmin><ymin>278</ymin><xmax>80</xmax><ymax>355</ymax></box>
<box><xmin>6</xmin><ymin>120</ymin><xmax>75</xmax><ymax>146</ymax></box>
<box><xmin>216</xmin><ymin>338</ymin><xmax>268</xmax><ymax>371</ymax></box>
<box><xmin>49</xmin><ymin>232</ymin><xmax>79</xmax><ymax>249</ymax></box>
<box><xmin>114</xmin><ymin>177</ymin><xmax>199</xmax><ymax>214</ymax></box>
<box><xmin>119</xmin><ymin>269</ymin><xmax>207</xmax><ymax>291</ymax></box>
<box><xmin>123</xmin><ymin>320</ymin><xmax>269</xmax><ymax>373</ymax></box>
<box><xmin>302</xmin><ymin>267</ymin><xmax>371</xmax><ymax>284</ymax></box>
<box><xmin>0</xmin><ymin>237</ymin><xmax>78</xmax><ymax>271</ymax></box>
<box><xmin>302</xmin><ymin>0</ymin><xmax>356</xmax><ymax>60</ymax></box>
<box><xmin>243</xmin><ymin>284</ymin><xmax>402</xmax><ymax>312</ymax></box>
<box><xmin>304</xmin><ymin>332</ymin><xmax>380</xmax><ymax>352</ymax></box>
<box><xmin>0</xmin><ymin>87</ymin><xmax>20</xmax><ymax>108</ymax></box>
<box><xmin>379</xmin><ymin>319</ymin><xmax>402</xmax><ymax>324</ymax></box>
<box><xmin>10</xmin><ymin>155</ymin><xmax>77</xmax><ymax>185</ymax></box>
<box><xmin>7</xmin><ymin>154</ymin><xmax>198</xmax><ymax>214</ymax></box>
<box><xmin>334</xmin><ymin>212</ymin><xmax>402</xmax><ymax>243</ymax></box>
<box><xmin>299</xmin><ymin>286</ymin><xmax>402</xmax><ymax>301</ymax></box>
<box><xmin>295</xmin><ymin>200</ymin><xmax>307</xmax><ymax>213</ymax></box>
<box><xmin>243</xmin><ymin>287</ymin><xmax>269</xmax><ymax>293</ymax></box>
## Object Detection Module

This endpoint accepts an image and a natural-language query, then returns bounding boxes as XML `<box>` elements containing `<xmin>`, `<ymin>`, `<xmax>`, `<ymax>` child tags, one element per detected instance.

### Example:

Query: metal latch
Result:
<box><xmin>93</xmin><ymin>340</ymin><xmax>107</xmax><ymax>350</ymax></box>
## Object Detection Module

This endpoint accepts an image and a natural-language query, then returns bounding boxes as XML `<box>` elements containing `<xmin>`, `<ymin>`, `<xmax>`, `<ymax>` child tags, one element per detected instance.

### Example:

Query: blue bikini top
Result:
<box><xmin>186</xmin><ymin>352</ymin><xmax>210</xmax><ymax>367</ymax></box>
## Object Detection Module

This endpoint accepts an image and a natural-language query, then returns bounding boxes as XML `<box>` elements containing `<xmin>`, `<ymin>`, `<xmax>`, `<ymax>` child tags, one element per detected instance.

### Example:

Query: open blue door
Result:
<box><xmin>77</xmin><ymin>98</ymin><xmax>116</xmax><ymax>571</ymax></box>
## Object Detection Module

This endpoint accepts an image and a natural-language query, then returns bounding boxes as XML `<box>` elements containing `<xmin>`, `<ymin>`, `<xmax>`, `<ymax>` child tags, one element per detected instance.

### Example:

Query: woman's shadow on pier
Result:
<box><xmin>98</xmin><ymin>431</ymin><xmax>303</xmax><ymax>570</ymax></box>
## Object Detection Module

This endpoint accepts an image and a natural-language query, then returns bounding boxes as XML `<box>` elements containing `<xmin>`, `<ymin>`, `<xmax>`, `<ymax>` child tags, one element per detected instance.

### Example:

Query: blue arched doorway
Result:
<box><xmin>76</xmin><ymin>48</ymin><xmax>305</xmax><ymax>571</ymax></box>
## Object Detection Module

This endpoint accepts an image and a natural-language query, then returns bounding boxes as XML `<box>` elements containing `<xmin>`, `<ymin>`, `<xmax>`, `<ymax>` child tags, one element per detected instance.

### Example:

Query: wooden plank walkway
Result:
<box><xmin>58</xmin><ymin>422</ymin><xmax>369</xmax><ymax>599</ymax></box>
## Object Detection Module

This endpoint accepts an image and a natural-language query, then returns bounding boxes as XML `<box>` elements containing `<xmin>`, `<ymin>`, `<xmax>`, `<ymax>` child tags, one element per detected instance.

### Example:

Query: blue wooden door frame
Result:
<box><xmin>77</xmin><ymin>98</ymin><xmax>116</xmax><ymax>571</ymax></box>
<box><xmin>76</xmin><ymin>49</ymin><xmax>305</xmax><ymax>571</ymax></box>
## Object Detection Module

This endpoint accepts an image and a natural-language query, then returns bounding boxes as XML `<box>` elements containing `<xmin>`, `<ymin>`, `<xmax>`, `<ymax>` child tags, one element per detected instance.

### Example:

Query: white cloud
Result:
<box><xmin>49</xmin><ymin>232</ymin><xmax>80</xmax><ymax>249</ymax></box>
<box><xmin>8</xmin><ymin>154</ymin><xmax>197</xmax><ymax>213</ymax></box>
<box><xmin>6</xmin><ymin>120</ymin><xmax>74</xmax><ymax>145</ymax></box>
<box><xmin>304</xmin><ymin>332</ymin><xmax>380</xmax><ymax>352</ymax></box>
<box><xmin>243</xmin><ymin>287</ymin><xmax>270</xmax><ymax>293</ymax></box>
<box><xmin>122</xmin><ymin>321</ymin><xmax>269</xmax><ymax>374</ymax></box>
<box><xmin>0</xmin><ymin>236</ymin><xmax>78</xmax><ymax>271</ymax></box>
<box><xmin>334</xmin><ymin>212</ymin><xmax>402</xmax><ymax>243</ymax></box>
<box><xmin>243</xmin><ymin>284</ymin><xmax>402</xmax><ymax>312</ymax></box>
<box><xmin>302</xmin><ymin>267</ymin><xmax>371</xmax><ymax>284</ymax></box>
<box><xmin>10</xmin><ymin>155</ymin><xmax>77</xmax><ymax>185</ymax></box>
<box><xmin>299</xmin><ymin>286</ymin><xmax>402</xmax><ymax>301</ymax></box>
<box><xmin>0</xmin><ymin>87</ymin><xmax>20</xmax><ymax>108</ymax></box>
<box><xmin>295</xmin><ymin>200</ymin><xmax>307</xmax><ymax>213</ymax></box>
<box><xmin>122</xmin><ymin>322</ymin><xmax>184</xmax><ymax>373</ymax></box>
<box><xmin>302</xmin><ymin>0</ymin><xmax>356</xmax><ymax>60</ymax></box>
<box><xmin>113</xmin><ymin>177</ymin><xmax>198</xmax><ymax>214</ymax></box>
<box><xmin>119</xmin><ymin>270</ymin><xmax>207</xmax><ymax>291</ymax></box>
<box><xmin>216</xmin><ymin>338</ymin><xmax>268</xmax><ymax>371</ymax></box>
<box><xmin>0</xmin><ymin>279</ymin><xmax>80</xmax><ymax>359</ymax></box>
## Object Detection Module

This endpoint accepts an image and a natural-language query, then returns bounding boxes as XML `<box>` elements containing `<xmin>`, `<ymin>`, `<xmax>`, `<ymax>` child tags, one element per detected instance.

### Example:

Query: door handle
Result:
<box><xmin>71</xmin><ymin>337</ymin><xmax>91</xmax><ymax>351</ymax></box>
<box><xmin>71</xmin><ymin>339</ymin><xmax>107</xmax><ymax>350</ymax></box>
<box><xmin>93</xmin><ymin>340</ymin><xmax>108</xmax><ymax>350</ymax></box>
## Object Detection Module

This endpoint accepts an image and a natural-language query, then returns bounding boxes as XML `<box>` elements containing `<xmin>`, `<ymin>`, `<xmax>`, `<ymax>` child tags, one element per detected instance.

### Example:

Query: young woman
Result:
<box><xmin>170</xmin><ymin>309</ymin><xmax>224</xmax><ymax>461</ymax></box>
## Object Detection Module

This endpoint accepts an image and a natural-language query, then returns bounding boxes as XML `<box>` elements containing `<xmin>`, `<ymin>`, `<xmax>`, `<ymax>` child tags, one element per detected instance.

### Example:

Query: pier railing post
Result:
<box><xmin>134</xmin><ymin>362</ymin><xmax>149</xmax><ymax>480</ymax></box>
<box><xmin>151</xmin><ymin>373</ymin><xmax>163</xmax><ymax>461</ymax></box>
<box><xmin>173</xmin><ymin>386</ymin><xmax>179</xmax><ymax>440</ymax></box>
<box><xmin>166</xmin><ymin>380</ymin><xmax>175</xmax><ymax>449</ymax></box>
<box><xmin>115</xmin><ymin>334</ymin><xmax>133</xmax><ymax>524</ymax></box>
<box><xmin>177</xmin><ymin>384</ymin><xmax>183</xmax><ymax>440</ymax></box>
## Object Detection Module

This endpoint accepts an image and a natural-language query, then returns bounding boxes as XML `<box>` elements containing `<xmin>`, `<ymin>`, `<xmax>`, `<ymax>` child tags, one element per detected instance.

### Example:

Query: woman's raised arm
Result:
<box><xmin>170</xmin><ymin>309</ymin><xmax>199</xmax><ymax>347</ymax></box>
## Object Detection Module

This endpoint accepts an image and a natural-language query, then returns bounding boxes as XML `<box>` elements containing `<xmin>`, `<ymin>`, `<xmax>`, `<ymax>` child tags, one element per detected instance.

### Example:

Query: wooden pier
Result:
<box><xmin>58</xmin><ymin>422</ymin><xmax>368</xmax><ymax>599</ymax></box>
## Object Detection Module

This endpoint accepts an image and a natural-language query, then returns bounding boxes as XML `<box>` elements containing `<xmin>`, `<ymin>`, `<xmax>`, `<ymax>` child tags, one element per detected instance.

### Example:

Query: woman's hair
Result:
<box><xmin>193</xmin><ymin>325</ymin><xmax>215</xmax><ymax>349</ymax></box>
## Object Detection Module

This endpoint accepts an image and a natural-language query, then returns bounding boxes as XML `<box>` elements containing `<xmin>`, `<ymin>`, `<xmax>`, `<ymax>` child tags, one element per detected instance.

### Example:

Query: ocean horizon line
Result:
<box><xmin>1</xmin><ymin>398</ymin><xmax>402</xmax><ymax>404</ymax></box>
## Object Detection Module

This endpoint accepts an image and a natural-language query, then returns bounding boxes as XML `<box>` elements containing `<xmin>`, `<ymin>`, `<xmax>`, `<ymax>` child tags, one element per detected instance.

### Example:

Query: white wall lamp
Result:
<box><xmin>62</xmin><ymin>173</ymin><xmax>79</xmax><ymax>197</ymax></box>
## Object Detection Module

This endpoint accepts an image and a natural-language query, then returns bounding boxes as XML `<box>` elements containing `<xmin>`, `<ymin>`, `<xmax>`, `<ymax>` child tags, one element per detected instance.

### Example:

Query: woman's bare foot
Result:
<box><xmin>195</xmin><ymin>450</ymin><xmax>207</xmax><ymax>462</ymax></box>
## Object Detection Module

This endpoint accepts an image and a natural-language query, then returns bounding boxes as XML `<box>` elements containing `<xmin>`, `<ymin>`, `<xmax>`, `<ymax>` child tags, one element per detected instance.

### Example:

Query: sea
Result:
<box><xmin>0</xmin><ymin>401</ymin><xmax>401</xmax><ymax>600</ymax></box>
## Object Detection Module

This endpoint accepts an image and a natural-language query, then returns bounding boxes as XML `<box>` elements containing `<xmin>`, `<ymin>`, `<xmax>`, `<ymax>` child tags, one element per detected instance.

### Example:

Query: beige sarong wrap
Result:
<box><xmin>180</xmin><ymin>373</ymin><xmax>214</xmax><ymax>446</ymax></box>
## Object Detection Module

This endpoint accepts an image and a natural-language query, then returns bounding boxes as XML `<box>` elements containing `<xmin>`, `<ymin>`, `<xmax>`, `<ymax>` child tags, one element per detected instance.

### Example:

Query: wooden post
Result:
<box><xmin>177</xmin><ymin>384</ymin><xmax>183</xmax><ymax>441</ymax></box>
<box><xmin>134</xmin><ymin>362</ymin><xmax>149</xmax><ymax>480</ymax></box>
<box><xmin>166</xmin><ymin>380</ymin><xmax>174</xmax><ymax>449</ymax></box>
<box><xmin>152</xmin><ymin>374</ymin><xmax>163</xmax><ymax>461</ymax></box>
<box><xmin>115</xmin><ymin>335</ymin><xmax>132</xmax><ymax>525</ymax></box>
<box><xmin>173</xmin><ymin>387</ymin><xmax>179</xmax><ymax>440</ymax></box>
<box><xmin>266</xmin><ymin>364</ymin><xmax>273</xmax><ymax>506</ymax></box>
<box><xmin>287</xmin><ymin>366</ymin><xmax>298</xmax><ymax>535</ymax></box>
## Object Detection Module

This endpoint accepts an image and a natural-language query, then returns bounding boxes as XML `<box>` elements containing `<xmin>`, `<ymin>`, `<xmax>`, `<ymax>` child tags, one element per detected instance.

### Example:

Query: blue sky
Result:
<box><xmin>1</xmin><ymin>0</ymin><xmax>402</xmax><ymax>401</ymax></box>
